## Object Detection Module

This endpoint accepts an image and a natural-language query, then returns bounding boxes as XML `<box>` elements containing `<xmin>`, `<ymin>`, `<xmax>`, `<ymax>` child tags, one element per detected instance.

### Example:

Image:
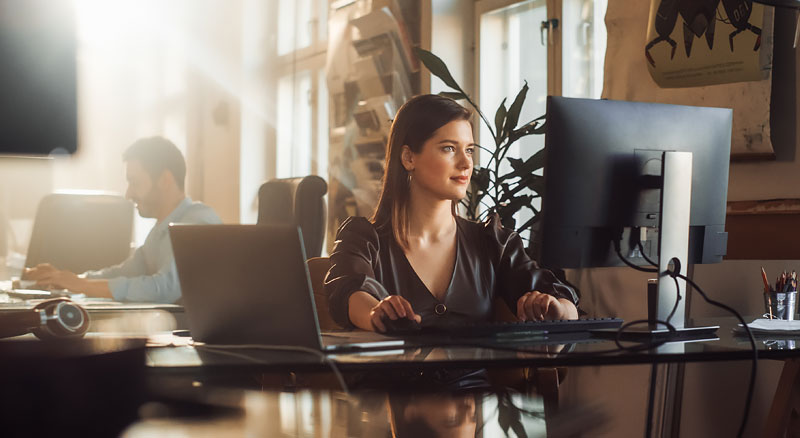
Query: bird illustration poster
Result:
<box><xmin>645</xmin><ymin>0</ymin><xmax>773</xmax><ymax>88</ymax></box>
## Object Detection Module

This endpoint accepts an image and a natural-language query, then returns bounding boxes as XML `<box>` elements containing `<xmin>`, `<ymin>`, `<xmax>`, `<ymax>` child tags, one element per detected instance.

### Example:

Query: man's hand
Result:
<box><xmin>31</xmin><ymin>269</ymin><xmax>85</xmax><ymax>292</ymax></box>
<box><xmin>517</xmin><ymin>291</ymin><xmax>575</xmax><ymax>321</ymax></box>
<box><xmin>21</xmin><ymin>263</ymin><xmax>59</xmax><ymax>281</ymax></box>
<box><xmin>23</xmin><ymin>265</ymin><xmax>112</xmax><ymax>299</ymax></box>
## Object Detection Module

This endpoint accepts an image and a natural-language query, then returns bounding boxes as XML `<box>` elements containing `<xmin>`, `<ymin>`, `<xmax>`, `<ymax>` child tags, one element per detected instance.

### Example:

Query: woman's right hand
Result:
<box><xmin>369</xmin><ymin>295</ymin><xmax>420</xmax><ymax>332</ymax></box>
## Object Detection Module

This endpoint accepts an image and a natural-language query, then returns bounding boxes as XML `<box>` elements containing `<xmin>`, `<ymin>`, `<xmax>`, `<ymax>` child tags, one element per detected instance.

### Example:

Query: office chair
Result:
<box><xmin>25</xmin><ymin>193</ymin><xmax>134</xmax><ymax>274</ymax></box>
<box><xmin>306</xmin><ymin>256</ymin><xmax>344</xmax><ymax>331</ymax></box>
<box><xmin>257</xmin><ymin>175</ymin><xmax>327</xmax><ymax>258</ymax></box>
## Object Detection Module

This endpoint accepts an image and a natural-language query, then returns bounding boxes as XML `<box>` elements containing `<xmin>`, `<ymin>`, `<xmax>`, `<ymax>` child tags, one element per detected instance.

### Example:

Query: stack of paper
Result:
<box><xmin>735</xmin><ymin>319</ymin><xmax>800</xmax><ymax>336</ymax></box>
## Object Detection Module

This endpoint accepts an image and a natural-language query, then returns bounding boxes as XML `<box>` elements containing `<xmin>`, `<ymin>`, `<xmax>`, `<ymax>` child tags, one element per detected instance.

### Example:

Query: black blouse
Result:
<box><xmin>324</xmin><ymin>215</ymin><xmax>579</xmax><ymax>328</ymax></box>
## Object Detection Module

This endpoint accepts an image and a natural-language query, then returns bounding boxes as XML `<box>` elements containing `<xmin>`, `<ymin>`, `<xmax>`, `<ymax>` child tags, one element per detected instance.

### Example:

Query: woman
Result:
<box><xmin>325</xmin><ymin>94</ymin><xmax>579</xmax><ymax>332</ymax></box>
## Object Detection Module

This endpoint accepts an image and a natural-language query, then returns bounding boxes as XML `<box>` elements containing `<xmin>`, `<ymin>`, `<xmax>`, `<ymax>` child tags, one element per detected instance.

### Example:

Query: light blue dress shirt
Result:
<box><xmin>84</xmin><ymin>198</ymin><xmax>221</xmax><ymax>303</ymax></box>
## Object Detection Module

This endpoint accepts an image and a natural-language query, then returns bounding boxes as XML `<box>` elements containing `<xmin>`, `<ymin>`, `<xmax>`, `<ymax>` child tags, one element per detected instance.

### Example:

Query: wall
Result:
<box><xmin>429</xmin><ymin>0</ymin><xmax>475</xmax><ymax>96</ymax></box>
<box><xmin>46</xmin><ymin>1</ymin><xmax>246</xmax><ymax>233</ymax></box>
<box><xmin>184</xmin><ymin>1</ymin><xmax>243</xmax><ymax>224</ymax></box>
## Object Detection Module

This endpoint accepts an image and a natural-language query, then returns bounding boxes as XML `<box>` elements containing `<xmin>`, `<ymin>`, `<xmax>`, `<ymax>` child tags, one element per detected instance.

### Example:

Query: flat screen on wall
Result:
<box><xmin>0</xmin><ymin>0</ymin><xmax>77</xmax><ymax>155</ymax></box>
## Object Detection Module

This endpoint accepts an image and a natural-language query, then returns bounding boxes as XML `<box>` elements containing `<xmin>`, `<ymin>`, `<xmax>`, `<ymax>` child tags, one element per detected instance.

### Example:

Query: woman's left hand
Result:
<box><xmin>516</xmin><ymin>291</ymin><xmax>569</xmax><ymax>321</ymax></box>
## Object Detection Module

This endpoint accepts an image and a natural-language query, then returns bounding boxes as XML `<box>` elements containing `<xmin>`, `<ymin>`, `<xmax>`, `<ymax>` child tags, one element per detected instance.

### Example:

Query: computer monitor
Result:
<box><xmin>0</xmin><ymin>0</ymin><xmax>77</xmax><ymax>155</ymax></box>
<box><xmin>541</xmin><ymin>96</ymin><xmax>733</xmax><ymax>333</ymax></box>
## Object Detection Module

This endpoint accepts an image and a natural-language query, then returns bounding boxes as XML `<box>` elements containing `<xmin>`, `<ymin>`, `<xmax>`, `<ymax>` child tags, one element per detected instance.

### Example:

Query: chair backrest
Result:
<box><xmin>257</xmin><ymin>176</ymin><xmax>327</xmax><ymax>258</ymax></box>
<box><xmin>306</xmin><ymin>256</ymin><xmax>344</xmax><ymax>331</ymax></box>
<box><xmin>25</xmin><ymin>193</ymin><xmax>134</xmax><ymax>273</ymax></box>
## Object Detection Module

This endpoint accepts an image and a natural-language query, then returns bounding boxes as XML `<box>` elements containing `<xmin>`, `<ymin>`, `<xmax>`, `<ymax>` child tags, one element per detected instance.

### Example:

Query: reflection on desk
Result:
<box><xmin>123</xmin><ymin>386</ymin><xmax>610</xmax><ymax>438</ymax></box>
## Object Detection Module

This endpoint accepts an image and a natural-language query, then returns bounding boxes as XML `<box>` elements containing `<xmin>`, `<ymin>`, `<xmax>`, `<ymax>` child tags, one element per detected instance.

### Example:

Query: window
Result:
<box><xmin>476</xmin><ymin>0</ymin><xmax>608</xmax><ymax>149</ymax></box>
<box><xmin>240</xmin><ymin>0</ymin><xmax>329</xmax><ymax>224</ymax></box>
<box><xmin>561</xmin><ymin>0</ymin><xmax>607</xmax><ymax>99</ymax></box>
<box><xmin>475</xmin><ymin>0</ymin><xmax>607</xmax><ymax>238</ymax></box>
<box><xmin>75</xmin><ymin>0</ymin><xmax>191</xmax><ymax>245</ymax></box>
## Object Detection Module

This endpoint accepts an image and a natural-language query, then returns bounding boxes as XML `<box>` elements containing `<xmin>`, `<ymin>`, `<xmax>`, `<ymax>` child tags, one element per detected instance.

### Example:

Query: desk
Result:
<box><xmin>0</xmin><ymin>313</ymin><xmax>793</xmax><ymax>437</ymax></box>
<box><xmin>145</xmin><ymin>317</ymin><xmax>780</xmax><ymax>372</ymax></box>
<box><xmin>0</xmin><ymin>336</ymin><xmax>147</xmax><ymax>437</ymax></box>
<box><xmin>0</xmin><ymin>289</ymin><xmax>187</xmax><ymax>332</ymax></box>
<box><xmin>142</xmin><ymin>317</ymin><xmax>789</xmax><ymax>437</ymax></box>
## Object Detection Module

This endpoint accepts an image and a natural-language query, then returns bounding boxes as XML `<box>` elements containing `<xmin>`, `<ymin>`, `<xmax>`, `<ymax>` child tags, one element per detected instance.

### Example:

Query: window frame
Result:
<box><xmin>474</xmin><ymin>0</ymin><xmax>563</xmax><ymax>106</ymax></box>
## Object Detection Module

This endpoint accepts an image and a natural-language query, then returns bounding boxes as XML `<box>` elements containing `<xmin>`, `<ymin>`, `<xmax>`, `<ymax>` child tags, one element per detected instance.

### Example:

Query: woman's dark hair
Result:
<box><xmin>371</xmin><ymin>94</ymin><xmax>471</xmax><ymax>249</ymax></box>
<box><xmin>122</xmin><ymin>136</ymin><xmax>186</xmax><ymax>190</ymax></box>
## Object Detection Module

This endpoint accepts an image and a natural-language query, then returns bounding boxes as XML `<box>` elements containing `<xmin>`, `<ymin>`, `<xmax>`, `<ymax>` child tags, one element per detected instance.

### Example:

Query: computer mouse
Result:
<box><xmin>381</xmin><ymin>317</ymin><xmax>423</xmax><ymax>336</ymax></box>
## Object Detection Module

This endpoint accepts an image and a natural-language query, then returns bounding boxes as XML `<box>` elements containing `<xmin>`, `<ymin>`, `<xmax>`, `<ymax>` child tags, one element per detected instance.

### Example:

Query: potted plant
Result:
<box><xmin>414</xmin><ymin>47</ymin><xmax>546</xmax><ymax>255</ymax></box>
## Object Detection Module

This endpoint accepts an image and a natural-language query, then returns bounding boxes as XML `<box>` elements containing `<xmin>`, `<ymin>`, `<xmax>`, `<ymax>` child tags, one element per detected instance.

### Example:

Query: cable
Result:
<box><xmin>673</xmin><ymin>273</ymin><xmax>758</xmax><ymax>438</ymax></box>
<box><xmin>614</xmin><ymin>237</ymin><xmax>657</xmax><ymax>273</ymax></box>
<box><xmin>194</xmin><ymin>343</ymin><xmax>349</xmax><ymax>394</ymax></box>
<box><xmin>636</xmin><ymin>238</ymin><xmax>658</xmax><ymax>268</ymax></box>
<box><xmin>631</xmin><ymin>235</ymin><xmax>681</xmax><ymax>327</ymax></box>
<box><xmin>645</xmin><ymin>363</ymin><xmax>658</xmax><ymax>438</ymax></box>
<box><xmin>666</xmin><ymin>276</ymin><xmax>682</xmax><ymax>325</ymax></box>
<box><xmin>616</xmin><ymin>236</ymin><xmax>681</xmax><ymax>334</ymax></box>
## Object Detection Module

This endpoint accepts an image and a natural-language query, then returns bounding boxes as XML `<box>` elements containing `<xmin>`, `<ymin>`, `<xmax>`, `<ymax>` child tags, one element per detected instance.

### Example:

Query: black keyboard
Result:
<box><xmin>386</xmin><ymin>317</ymin><xmax>623</xmax><ymax>337</ymax></box>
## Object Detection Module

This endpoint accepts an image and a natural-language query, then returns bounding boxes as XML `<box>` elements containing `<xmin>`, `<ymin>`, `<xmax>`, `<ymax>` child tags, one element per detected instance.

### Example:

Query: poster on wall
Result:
<box><xmin>645</xmin><ymin>0</ymin><xmax>773</xmax><ymax>88</ymax></box>
<box><xmin>604</xmin><ymin>0</ymin><xmax>774</xmax><ymax>159</ymax></box>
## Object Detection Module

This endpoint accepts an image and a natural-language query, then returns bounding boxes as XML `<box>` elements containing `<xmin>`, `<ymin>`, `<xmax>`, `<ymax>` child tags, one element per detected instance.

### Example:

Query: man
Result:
<box><xmin>22</xmin><ymin>136</ymin><xmax>221</xmax><ymax>303</ymax></box>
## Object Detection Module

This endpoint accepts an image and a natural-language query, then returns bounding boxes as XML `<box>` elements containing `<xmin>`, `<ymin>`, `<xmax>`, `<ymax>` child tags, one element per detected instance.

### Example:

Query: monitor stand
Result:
<box><xmin>623</xmin><ymin>151</ymin><xmax>719</xmax><ymax>342</ymax></box>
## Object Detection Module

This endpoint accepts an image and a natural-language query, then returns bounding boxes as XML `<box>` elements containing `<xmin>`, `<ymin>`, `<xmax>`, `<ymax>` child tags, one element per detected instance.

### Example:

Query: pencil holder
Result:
<box><xmin>764</xmin><ymin>290</ymin><xmax>798</xmax><ymax>320</ymax></box>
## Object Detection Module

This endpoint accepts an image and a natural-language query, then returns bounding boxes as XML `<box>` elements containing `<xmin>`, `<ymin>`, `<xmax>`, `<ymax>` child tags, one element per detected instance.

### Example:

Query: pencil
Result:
<box><xmin>762</xmin><ymin>267</ymin><xmax>774</xmax><ymax>320</ymax></box>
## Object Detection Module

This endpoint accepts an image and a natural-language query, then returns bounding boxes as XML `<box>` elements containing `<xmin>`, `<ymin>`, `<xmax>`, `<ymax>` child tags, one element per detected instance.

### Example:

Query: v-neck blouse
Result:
<box><xmin>325</xmin><ymin>215</ymin><xmax>579</xmax><ymax>328</ymax></box>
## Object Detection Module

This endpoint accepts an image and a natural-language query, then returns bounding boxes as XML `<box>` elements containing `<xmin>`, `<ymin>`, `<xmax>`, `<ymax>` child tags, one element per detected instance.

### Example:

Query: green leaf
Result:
<box><xmin>512</xmin><ymin>119</ymin><xmax>539</xmax><ymax>137</ymax></box>
<box><xmin>507</xmin><ymin>157</ymin><xmax>524</xmax><ymax>172</ymax></box>
<box><xmin>526</xmin><ymin>174</ymin><xmax>545</xmax><ymax>194</ymax></box>
<box><xmin>503</xmin><ymin>81</ymin><xmax>529</xmax><ymax>137</ymax></box>
<box><xmin>496</xmin><ymin>195</ymin><xmax>531</xmax><ymax>227</ymax></box>
<box><xmin>414</xmin><ymin>47</ymin><xmax>462</xmax><ymax>92</ymax></box>
<box><xmin>494</xmin><ymin>99</ymin><xmax>507</xmax><ymax>145</ymax></box>
<box><xmin>499</xmin><ymin>148</ymin><xmax>546</xmax><ymax>182</ymax></box>
<box><xmin>438</xmin><ymin>91</ymin><xmax>466</xmax><ymax>101</ymax></box>
<box><xmin>496</xmin><ymin>174</ymin><xmax>543</xmax><ymax>204</ymax></box>
<box><xmin>471</xmin><ymin>167</ymin><xmax>491</xmax><ymax>192</ymax></box>
<box><xmin>508</xmin><ymin>119</ymin><xmax>546</xmax><ymax>144</ymax></box>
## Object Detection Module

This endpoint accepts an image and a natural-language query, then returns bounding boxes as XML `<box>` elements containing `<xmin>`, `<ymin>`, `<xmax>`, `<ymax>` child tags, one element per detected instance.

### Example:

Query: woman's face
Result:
<box><xmin>403</xmin><ymin>119</ymin><xmax>475</xmax><ymax>201</ymax></box>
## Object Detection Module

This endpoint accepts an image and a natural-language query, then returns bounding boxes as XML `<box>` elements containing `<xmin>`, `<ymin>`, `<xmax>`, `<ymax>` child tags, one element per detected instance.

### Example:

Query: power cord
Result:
<box><xmin>636</xmin><ymin>239</ymin><xmax>657</xmax><ymax>267</ymax></box>
<box><xmin>671</xmin><ymin>272</ymin><xmax>757</xmax><ymax>438</ymax></box>
<box><xmin>193</xmin><ymin>343</ymin><xmax>349</xmax><ymax>394</ymax></box>
<box><xmin>619</xmin><ymin>234</ymin><xmax>757</xmax><ymax>437</ymax></box>
<box><xmin>615</xmin><ymin>244</ymin><xmax>658</xmax><ymax>273</ymax></box>
<box><xmin>613</xmin><ymin>236</ymin><xmax>681</xmax><ymax>350</ymax></box>
<box><xmin>645</xmin><ymin>362</ymin><xmax>658</xmax><ymax>438</ymax></box>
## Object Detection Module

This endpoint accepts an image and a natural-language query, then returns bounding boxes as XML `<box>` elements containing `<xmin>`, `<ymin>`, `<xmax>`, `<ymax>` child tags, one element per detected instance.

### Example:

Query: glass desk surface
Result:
<box><xmin>144</xmin><ymin>316</ymin><xmax>798</xmax><ymax>373</ymax></box>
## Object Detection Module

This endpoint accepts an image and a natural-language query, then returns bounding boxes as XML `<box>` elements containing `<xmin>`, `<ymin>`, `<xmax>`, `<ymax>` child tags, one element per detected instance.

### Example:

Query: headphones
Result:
<box><xmin>0</xmin><ymin>298</ymin><xmax>90</xmax><ymax>340</ymax></box>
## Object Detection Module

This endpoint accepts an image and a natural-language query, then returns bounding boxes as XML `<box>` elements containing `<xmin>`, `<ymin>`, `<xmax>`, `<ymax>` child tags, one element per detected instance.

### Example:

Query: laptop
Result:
<box><xmin>168</xmin><ymin>223</ymin><xmax>404</xmax><ymax>353</ymax></box>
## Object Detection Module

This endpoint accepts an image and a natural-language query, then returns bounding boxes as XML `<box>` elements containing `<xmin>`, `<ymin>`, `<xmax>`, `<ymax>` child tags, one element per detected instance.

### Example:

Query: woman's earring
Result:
<box><xmin>407</xmin><ymin>171</ymin><xmax>413</xmax><ymax>186</ymax></box>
